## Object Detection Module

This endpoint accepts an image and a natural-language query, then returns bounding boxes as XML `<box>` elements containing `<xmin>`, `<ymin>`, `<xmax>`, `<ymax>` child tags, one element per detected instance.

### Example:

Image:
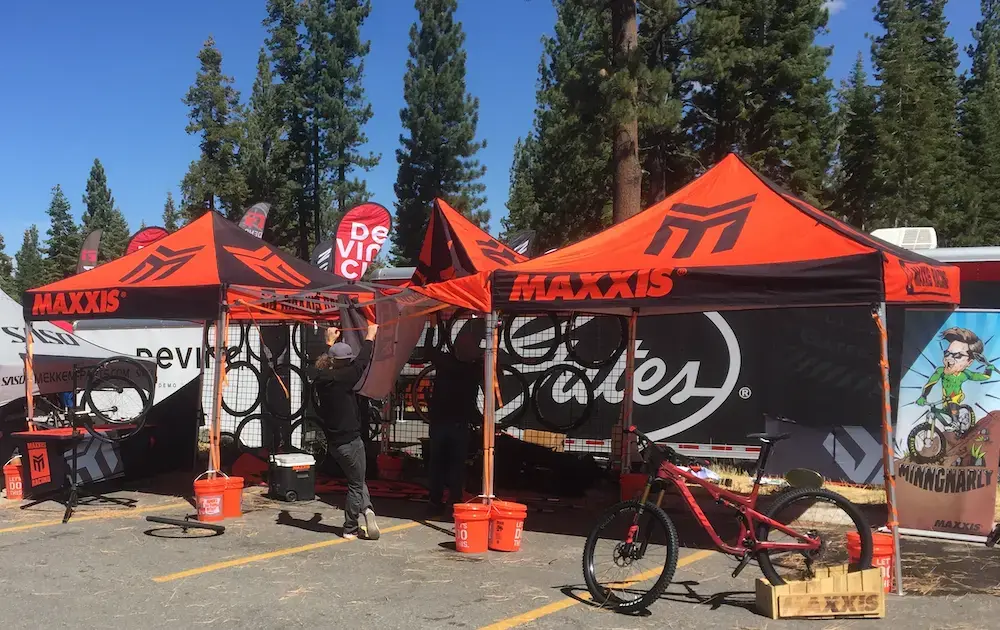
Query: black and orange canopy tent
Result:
<box><xmin>414</xmin><ymin>154</ymin><xmax>961</xmax><ymax>596</ymax></box>
<box><xmin>411</xmin><ymin>198</ymin><xmax>528</xmax><ymax>287</ymax></box>
<box><xmin>22</xmin><ymin>211</ymin><xmax>377</xmax><ymax>323</ymax></box>
<box><xmin>415</xmin><ymin>154</ymin><xmax>960</xmax><ymax>314</ymax></box>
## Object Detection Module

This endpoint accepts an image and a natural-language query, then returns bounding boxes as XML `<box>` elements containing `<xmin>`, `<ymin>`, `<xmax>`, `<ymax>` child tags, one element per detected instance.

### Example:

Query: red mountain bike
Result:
<box><xmin>582</xmin><ymin>426</ymin><xmax>874</xmax><ymax>612</ymax></box>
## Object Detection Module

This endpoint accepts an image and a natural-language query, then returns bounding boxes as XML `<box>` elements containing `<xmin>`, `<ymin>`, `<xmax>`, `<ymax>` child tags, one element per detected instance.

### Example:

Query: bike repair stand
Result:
<box><xmin>20</xmin><ymin>364</ymin><xmax>135</xmax><ymax>523</ymax></box>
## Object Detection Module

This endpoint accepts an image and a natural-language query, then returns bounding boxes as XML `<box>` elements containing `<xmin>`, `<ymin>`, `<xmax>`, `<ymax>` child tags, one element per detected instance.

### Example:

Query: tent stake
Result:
<box><xmin>875</xmin><ymin>302</ymin><xmax>904</xmax><ymax>596</ymax></box>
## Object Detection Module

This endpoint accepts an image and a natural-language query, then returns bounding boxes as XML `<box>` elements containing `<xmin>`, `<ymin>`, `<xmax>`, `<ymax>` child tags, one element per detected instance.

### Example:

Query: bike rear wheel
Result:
<box><xmin>582</xmin><ymin>499</ymin><xmax>678</xmax><ymax>612</ymax></box>
<box><xmin>756</xmin><ymin>487</ymin><xmax>873</xmax><ymax>586</ymax></box>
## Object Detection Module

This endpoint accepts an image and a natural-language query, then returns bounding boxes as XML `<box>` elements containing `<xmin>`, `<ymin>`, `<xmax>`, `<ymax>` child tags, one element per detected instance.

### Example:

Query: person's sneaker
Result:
<box><xmin>342</xmin><ymin>530</ymin><xmax>358</xmax><ymax>540</ymax></box>
<box><xmin>363</xmin><ymin>508</ymin><xmax>380</xmax><ymax>540</ymax></box>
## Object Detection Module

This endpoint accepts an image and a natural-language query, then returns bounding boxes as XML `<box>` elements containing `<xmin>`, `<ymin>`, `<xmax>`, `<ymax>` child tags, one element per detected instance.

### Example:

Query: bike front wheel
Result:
<box><xmin>756</xmin><ymin>487</ymin><xmax>873</xmax><ymax>586</ymax></box>
<box><xmin>582</xmin><ymin>500</ymin><xmax>679</xmax><ymax>613</ymax></box>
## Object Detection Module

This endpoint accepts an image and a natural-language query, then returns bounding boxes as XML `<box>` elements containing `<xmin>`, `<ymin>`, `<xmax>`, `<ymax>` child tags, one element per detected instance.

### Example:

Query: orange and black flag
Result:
<box><xmin>415</xmin><ymin>153</ymin><xmax>960</xmax><ymax>315</ymax></box>
<box><xmin>24</xmin><ymin>211</ymin><xmax>372</xmax><ymax>322</ymax></box>
<box><xmin>411</xmin><ymin>199</ymin><xmax>527</xmax><ymax>287</ymax></box>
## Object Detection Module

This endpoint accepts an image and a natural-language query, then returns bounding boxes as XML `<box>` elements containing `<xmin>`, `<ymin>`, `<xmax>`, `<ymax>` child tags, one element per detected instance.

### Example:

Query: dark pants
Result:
<box><xmin>330</xmin><ymin>437</ymin><xmax>372</xmax><ymax>534</ymax></box>
<box><xmin>428</xmin><ymin>422</ymin><xmax>469</xmax><ymax>506</ymax></box>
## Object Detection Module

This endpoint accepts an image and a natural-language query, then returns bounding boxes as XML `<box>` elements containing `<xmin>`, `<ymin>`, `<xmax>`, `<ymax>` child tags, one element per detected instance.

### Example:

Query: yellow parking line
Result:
<box><xmin>479</xmin><ymin>549</ymin><xmax>716</xmax><ymax>630</ymax></box>
<box><xmin>152</xmin><ymin>521</ymin><xmax>421</xmax><ymax>583</ymax></box>
<box><xmin>0</xmin><ymin>501</ymin><xmax>190</xmax><ymax>534</ymax></box>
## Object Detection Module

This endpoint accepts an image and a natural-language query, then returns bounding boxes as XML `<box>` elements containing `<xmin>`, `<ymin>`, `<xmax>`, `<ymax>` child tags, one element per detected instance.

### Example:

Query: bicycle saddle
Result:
<box><xmin>746</xmin><ymin>432</ymin><xmax>791</xmax><ymax>443</ymax></box>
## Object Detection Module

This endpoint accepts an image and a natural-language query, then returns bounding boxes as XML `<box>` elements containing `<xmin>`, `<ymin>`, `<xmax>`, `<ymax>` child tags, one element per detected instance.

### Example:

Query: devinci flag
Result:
<box><xmin>76</xmin><ymin>229</ymin><xmax>102</xmax><ymax>274</ymax></box>
<box><xmin>238</xmin><ymin>202</ymin><xmax>271</xmax><ymax>239</ymax></box>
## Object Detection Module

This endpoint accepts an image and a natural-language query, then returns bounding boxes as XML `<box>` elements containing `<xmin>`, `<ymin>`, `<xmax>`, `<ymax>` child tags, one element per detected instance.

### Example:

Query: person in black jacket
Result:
<box><xmin>313</xmin><ymin>321</ymin><xmax>379</xmax><ymax>540</ymax></box>
<box><xmin>426</xmin><ymin>328</ymin><xmax>482</xmax><ymax>517</ymax></box>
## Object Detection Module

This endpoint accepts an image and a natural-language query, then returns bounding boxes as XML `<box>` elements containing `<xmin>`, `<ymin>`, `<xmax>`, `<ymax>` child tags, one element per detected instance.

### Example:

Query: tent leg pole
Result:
<box><xmin>615</xmin><ymin>310</ymin><xmax>639</xmax><ymax>473</ymax></box>
<box><xmin>481</xmin><ymin>311</ymin><xmax>498</xmax><ymax>502</ymax></box>
<box><xmin>24</xmin><ymin>324</ymin><xmax>35</xmax><ymax>431</ymax></box>
<box><xmin>876</xmin><ymin>302</ymin><xmax>904</xmax><ymax>596</ymax></box>
<box><xmin>209</xmin><ymin>311</ymin><xmax>228</xmax><ymax>475</ymax></box>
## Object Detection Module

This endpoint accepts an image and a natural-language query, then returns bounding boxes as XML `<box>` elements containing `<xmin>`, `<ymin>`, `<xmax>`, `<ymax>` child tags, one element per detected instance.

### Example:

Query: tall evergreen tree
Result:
<box><xmin>686</xmin><ymin>0</ymin><xmax>833</xmax><ymax>203</ymax></box>
<box><xmin>391</xmin><ymin>0</ymin><xmax>488</xmax><ymax>264</ymax></box>
<box><xmin>504</xmin><ymin>0</ymin><xmax>611</xmax><ymax>252</ymax></box>
<box><xmin>162</xmin><ymin>191</ymin><xmax>181</xmax><ymax>232</ymax></box>
<box><xmin>304</xmin><ymin>0</ymin><xmax>379</xmax><ymax>237</ymax></box>
<box><xmin>181</xmin><ymin>36</ymin><xmax>248</xmax><ymax>222</ymax></box>
<box><xmin>0</xmin><ymin>235</ymin><xmax>15</xmax><ymax>298</ymax></box>
<box><xmin>82</xmin><ymin>158</ymin><xmax>114</xmax><ymax>232</ymax></box>
<box><xmin>832</xmin><ymin>54</ymin><xmax>880</xmax><ymax>229</ymax></box>
<box><xmin>43</xmin><ymin>185</ymin><xmax>80</xmax><ymax>282</ymax></box>
<box><xmin>101</xmin><ymin>207</ymin><xmax>131</xmax><ymax>260</ymax></box>
<box><xmin>959</xmin><ymin>0</ymin><xmax>1000</xmax><ymax>245</ymax></box>
<box><xmin>609</xmin><ymin>0</ymin><xmax>641</xmax><ymax>222</ymax></box>
<box><xmin>81</xmin><ymin>159</ymin><xmax>124</xmax><ymax>263</ymax></box>
<box><xmin>871</xmin><ymin>0</ymin><xmax>964</xmax><ymax>241</ymax></box>
<box><xmin>14</xmin><ymin>226</ymin><xmax>46</xmax><ymax>296</ymax></box>
<box><xmin>265</xmin><ymin>0</ymin><xmax>312</xmax><ymax>258</ymax></box>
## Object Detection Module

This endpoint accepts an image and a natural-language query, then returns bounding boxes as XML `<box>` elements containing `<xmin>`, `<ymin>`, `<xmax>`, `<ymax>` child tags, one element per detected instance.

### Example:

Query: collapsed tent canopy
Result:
<box><xmin>415</xmin><ymin>154</ymin><xmax>960</xmax><ymax>315</ymax></box>
<box><xmin>22</xmin><ymin>212</ymin><xmax>379</xmax><ymax>323</ymax></box>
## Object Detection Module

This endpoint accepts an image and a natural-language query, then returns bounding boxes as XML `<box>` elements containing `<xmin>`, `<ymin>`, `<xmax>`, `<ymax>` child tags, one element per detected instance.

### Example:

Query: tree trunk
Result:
<box><xmin>611</xmin><ymin>0</ymin><xmax>641</xmax><ymax>224</ymax></box>
<box><xmin>313</xmin><ymin>121</ymin><xmax>322</xmax><ymax>246</ymax></box>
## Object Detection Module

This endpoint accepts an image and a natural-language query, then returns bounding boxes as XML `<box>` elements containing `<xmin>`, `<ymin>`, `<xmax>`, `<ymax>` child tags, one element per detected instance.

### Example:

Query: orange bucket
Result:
<box><xmin>377</xmin><ymin>454</ymin><xmax>403</xmax><ymax>481</ymax></box>
<box><xmin>619</xmin><ymin>473</ymin><xmax>647</xmax><ymax>501</ymax></box>
<box><xmin>223</xmin><ymin>476</ymin><xmax>245</xmax><ymax>518</ymax></box>
<box><xmin>489</xmin><ymin>500</ymin><xmax>527</xmax><ymax>552</ymax></box>
<box><xmin>453</xmin><ymin>502</ymin><xmax>491</xmax><ymax>553</ymax></box>
<box><xmin>3</xmin><ymin>457</ymin><xmax>23</xmax><ymax>501</ymax></box>
<box><xmin>193</xmin><ymin>472</ymin><xmax>228</xmax><ymax>523</ymax></box>
<box><xmin>847</xmin><ymin>531</ymin><xmax>894</xmax><ymax>593</ymax></box>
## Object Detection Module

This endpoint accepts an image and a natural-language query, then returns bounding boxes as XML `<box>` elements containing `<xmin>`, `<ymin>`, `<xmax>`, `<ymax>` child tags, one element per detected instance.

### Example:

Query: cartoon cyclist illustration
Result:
<box><xmin>916</xmin><ymin>327</ymin><xmax>994</xmax><ymax>432</ymax></box>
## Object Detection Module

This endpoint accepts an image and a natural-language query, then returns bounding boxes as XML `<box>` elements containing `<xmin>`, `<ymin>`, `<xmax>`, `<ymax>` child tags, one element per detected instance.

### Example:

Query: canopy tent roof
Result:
<box><xmin>0</xmin><ymin>291</ymin><xmax>154</xmax><ymax>407</ymax></box>
<box><xmin>23</xmin><ymin>211</ymin><xmax>376</xmax><ymax>322</ymax></box>
<box><xmin>411</xmin><ymin>199</ymin><xmax>527</xmax><ymax>287</ymax></box>
<box><xmin>414</xmin><ymin>154</ymin><xmax>960</xmax><ymax>315</ymax></box>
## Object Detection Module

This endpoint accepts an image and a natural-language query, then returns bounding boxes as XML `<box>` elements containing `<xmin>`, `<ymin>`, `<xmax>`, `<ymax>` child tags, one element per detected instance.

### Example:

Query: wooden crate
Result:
<box><xmin>755</xmin><ymin>565</ymin><xmax>885</xmax><ymax>620</ymax></box>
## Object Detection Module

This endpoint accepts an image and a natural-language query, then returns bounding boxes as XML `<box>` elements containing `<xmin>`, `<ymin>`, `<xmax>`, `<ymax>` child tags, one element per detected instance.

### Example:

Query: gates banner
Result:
<box><xmin>895</xmin><ymin>310</ymin><xmax>1000</xmax><ymax>540</ymax></box>
<box><xmin>334</xmin><ymin>203</ymin><xmax>392</xmax><ymax>280</ymax></box>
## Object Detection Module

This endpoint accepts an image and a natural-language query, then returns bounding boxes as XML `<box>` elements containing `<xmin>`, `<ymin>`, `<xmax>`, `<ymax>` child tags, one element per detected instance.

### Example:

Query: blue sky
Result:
<box><xmin>0</xmin><ymin>0</ymin><xmax>982</xmax><ymax>261</ymax></box>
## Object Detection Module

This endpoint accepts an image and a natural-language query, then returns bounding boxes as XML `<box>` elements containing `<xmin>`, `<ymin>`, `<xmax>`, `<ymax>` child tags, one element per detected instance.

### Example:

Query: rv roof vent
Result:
<box><xmin>870</xmin><ymin>227</ymin><xmax>937</xmax><ymax>250</ymax></box>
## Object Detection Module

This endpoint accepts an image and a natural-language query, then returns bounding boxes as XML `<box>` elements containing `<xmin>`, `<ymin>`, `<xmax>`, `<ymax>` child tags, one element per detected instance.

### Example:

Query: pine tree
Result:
<box><xmin>959</xmin><ymin>0</ymin><xmax>1000</xmax><ymax>245</ymax></box>
<box><xmin>637</xmin><ymin>0</ymin><xmax>693</xmax><ymax>205</ymax></box>
<box><xmin>265</xmin><ymin>0</ymin><xmax>312</xmax><ymax>258</ymax></box>
<box><xmin>304</xmin><ymin>0</ymin><xmax>379</xmax><ymax>238</ymax></box>
<box><xmin>686</xmin><ymin>0</ymin><xmax>833</xmax><ymax>203</ymax></box>
<box><xmin>391</xmin><ymin>0</ymin><xmax>488</xmax><ymax>265</ymax></box>
<box><xmin>81</xmin><ymin>159</ymin><xmax>124</xmax><ymax>263</ymax></box>
<box><xmin>832</xmin><ymin>54</ymin><xmax>880</xmax><ymax>229</ymax></box>
<box><xmin>609</xmin><ymin>0</ymin><xmax>641</xmax><ymax>222</ymax></box>
<box><xmin>14</xmin><ymin>226</ymin><xmax>46</xmax><ymax>296</ymax></box>
<box><xmin>871</xmin><ymin>0</ymin><xmax>964</xmax><ymax>241</ymax></box>
<box><xmin>504</xmin><ymin>0</ymin><xmax>611</xmax><ymax>252</ymax></box>
<box><xmin>162</xmin><ymin>191</ymin><xmax>181</xmax><ymax>232</ymax></box>
<box><xmin>43</xmin><ymin>184</ymin><xmax>80</xmax><ymax>282</ymax></box>
<box><xmin>101</xmin><ymin>207</ymin><xmax>131</xmax><ymax>260</ymax></box>
<box><xmin>82</xmin><ymin>158</ymin><xmax>114</xmax><ymax>232</ymax></box>
<box><xmin>0</xmin><ymin>235</ymin><xmax>15</xmax><ymax>298</ymax></box>
<box><xmin>181</xmin><ymin>36</ymin><xmax>248</xmax><ymax>222</ymax></box>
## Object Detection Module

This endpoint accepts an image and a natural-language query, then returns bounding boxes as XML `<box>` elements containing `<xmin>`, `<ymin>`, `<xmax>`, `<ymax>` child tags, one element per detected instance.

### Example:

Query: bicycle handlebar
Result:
<box><xmin>626</xmin><ymin>425</ymin><xmax>690</xmax><ymax>467</ymax></box>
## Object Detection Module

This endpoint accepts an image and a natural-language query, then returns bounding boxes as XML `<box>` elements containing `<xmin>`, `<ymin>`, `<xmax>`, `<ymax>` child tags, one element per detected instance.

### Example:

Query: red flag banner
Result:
<box><xmin>76</xmin><ymin>229</ymin><xmax>102</xmax><ymax>274</ymax></box>
<box><xmin>238</xmin><ymin>202</ymin><xmax>271</xmax><ymax>238</ymax></box>
<box><xmin>334</xmin><ymin>202</ymin><xmax>392</xmax><ymax>280</ymax></box>
<box><xmin>126</xmin><ymin>226</ymin><xmax>170</xmax><ymax>255</ymax></box>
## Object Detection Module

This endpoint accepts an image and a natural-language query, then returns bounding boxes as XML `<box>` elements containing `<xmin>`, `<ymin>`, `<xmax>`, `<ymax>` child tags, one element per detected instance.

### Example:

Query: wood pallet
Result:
<box><xmin>755</xmin><ymin>565</ymin><xmax>885</xmax><ymax>620</ymax></box>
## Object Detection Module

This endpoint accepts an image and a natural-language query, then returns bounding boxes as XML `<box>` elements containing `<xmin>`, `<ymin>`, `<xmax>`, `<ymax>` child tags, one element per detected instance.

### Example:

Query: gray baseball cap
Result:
<box><xmin>328</xmin><ymin>342</ymin><xmax>356</xmax><ymax>360</ymax></box>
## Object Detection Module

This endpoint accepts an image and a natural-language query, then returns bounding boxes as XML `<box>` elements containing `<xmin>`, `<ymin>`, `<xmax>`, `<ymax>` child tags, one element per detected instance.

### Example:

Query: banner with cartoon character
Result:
<box><xmin>896</xmin><ymin>310</ymin><xmax>1000</xmax><ymax>540</ymax></box>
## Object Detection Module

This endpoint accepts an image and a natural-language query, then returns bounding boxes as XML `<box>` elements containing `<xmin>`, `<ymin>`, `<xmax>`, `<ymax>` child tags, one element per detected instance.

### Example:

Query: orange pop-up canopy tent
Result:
<box><xmin>416</xmin><ymin>154</ymin><xmax>959</xmax><ymax>314</ymax></box>
<box><xmin>414</xmin><ymin>154</ymin><xmax>961</xmax><ymax>596</ymax></box>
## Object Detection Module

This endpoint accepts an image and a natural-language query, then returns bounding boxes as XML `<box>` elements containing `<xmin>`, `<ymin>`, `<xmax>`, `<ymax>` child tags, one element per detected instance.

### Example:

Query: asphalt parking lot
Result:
<box><xmin>1</xmin><ymin>485</ymin><xmax>999</xmax><ymax>629</ymax></box>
